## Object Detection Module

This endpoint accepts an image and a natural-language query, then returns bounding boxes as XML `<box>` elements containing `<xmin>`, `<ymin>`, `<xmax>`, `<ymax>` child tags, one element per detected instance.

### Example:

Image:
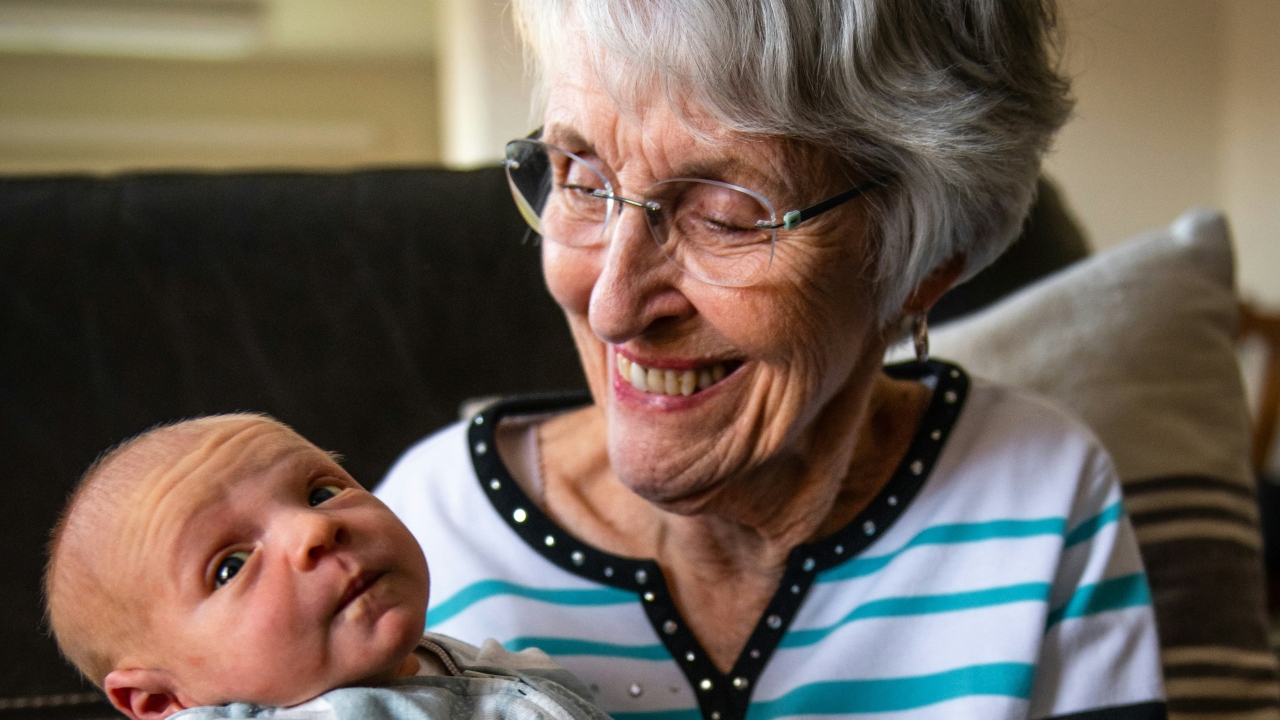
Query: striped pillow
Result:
<box><xmin>919</xmin><ymin>209</ymin><xmax>1275</xmax><ymax>720</ymax></box>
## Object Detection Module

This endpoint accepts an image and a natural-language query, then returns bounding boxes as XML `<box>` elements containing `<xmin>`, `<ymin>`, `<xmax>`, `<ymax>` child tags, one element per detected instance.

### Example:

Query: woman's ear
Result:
<box><xmin>103</xmin><ymin>668</ymin><xmax>190</xmax><ymax>720</ymax></box>
<box><xmin>901</xmin><ymin>254</ymin><xmax>967</xmax><ymax>316</ymax></box>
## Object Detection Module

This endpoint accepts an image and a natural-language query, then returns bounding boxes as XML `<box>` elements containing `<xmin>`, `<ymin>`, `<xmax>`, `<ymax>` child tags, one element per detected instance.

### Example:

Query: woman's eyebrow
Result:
<box><xmin>542</xmin><ymin>125</ymin><xmax>790</xmax><ymax>200</ymax></box>
<box><xmin>542</xmin><ymin>125</ymin><xmax>592</xmax><ymax>153</ymax></box>
<box><xmin>672</xmin><ymin>157</ymin><xmax>791</xmax><ymax>201</ymax></box>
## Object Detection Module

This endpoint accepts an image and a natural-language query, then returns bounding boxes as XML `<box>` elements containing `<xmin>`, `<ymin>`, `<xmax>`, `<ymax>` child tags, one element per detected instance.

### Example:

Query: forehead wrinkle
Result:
<box><xmin>115</xmin><ymin>420</ymin><xmax>297</xmax><ymax>590</ymax></box>
<box><xmin>545</xmin><ymin>91</ymin><xmax>800</xmax><ymax>206</ymax></box>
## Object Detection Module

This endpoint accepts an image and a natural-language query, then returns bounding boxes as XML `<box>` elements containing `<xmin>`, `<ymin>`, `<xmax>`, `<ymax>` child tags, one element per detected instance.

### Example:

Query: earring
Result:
<box><xmin>912</xmin><ymin>314</ymin><xmax>929</xmax><ymax>363</ymax></box>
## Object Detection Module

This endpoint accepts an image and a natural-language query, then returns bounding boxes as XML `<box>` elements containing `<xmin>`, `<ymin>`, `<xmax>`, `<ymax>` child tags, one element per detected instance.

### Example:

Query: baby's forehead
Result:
<box><xmin>144</xmin><ymin>416</ymin><xmax>308</xmax><ymax>470</ymax></box>
<box><xmin>116</xmin><ymin>417</ymin><xmax>318</xmax><ymax>516</ymax></box>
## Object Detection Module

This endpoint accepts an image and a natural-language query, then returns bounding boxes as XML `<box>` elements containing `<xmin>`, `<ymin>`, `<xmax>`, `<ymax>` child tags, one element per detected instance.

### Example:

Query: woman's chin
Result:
<box><xmin>604</xmin><ymin>424</ymin><xmax>735</xmax><ymax>513</ymax></box>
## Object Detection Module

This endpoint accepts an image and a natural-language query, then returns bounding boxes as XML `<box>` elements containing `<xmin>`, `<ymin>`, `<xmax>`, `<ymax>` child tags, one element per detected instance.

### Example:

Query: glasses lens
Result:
<box><xmin>504</xmin><ymin>139</ymin><xmax>611</xmax><ymax>247</ymax></box>
<box><xmin>644</xmin><ymin>180</ymin><xmax>776</xmax><ymax>287</ymax></box>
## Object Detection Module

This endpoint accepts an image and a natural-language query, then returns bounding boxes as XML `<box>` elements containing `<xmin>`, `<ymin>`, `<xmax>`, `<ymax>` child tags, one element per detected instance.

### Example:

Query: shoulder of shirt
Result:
<box><xmin>960</xmin><ymin>374</ymin><xmax>1109</xmax><ymax>454</ymax></box>
<box><xmin>945</xmin><ymin>373</ymin><xmax>1120</xmax><ymax>500</ymax></box>
<box><xmin>423</xmin><ymin>631</ymin><xmax>564</xmax><ymax>672</ymax></box>
<box><xmin>375</xmin><ymin>419</ymin><xmax>470</xmax><ymax>493</ymax></box>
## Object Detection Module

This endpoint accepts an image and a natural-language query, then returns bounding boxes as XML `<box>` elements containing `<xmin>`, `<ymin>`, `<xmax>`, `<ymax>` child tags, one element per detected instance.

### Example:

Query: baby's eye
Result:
<box><xmin>214</xmin><ymin>551</ymin><xmax>251</xmax><ymax>588</ymax></box>
<box><xmin>308</xmin><ymin>485</ymin><xmax>343</xmax><ymax>507</ymax></box>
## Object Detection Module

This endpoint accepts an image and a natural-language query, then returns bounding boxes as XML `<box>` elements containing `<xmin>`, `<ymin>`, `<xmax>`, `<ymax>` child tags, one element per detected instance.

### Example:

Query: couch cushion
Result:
<box><xmin>899</xmin><ymin>209</ymin><xmax>1274</xmax><ymax>719</ymax></box>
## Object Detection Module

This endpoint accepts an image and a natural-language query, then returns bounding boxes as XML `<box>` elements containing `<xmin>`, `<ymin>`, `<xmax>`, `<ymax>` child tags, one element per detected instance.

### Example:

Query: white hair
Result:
<box><xmin>512</xmin><ymin>0</ymin><xmax>1074</xmax><ymax>324</ymax></box>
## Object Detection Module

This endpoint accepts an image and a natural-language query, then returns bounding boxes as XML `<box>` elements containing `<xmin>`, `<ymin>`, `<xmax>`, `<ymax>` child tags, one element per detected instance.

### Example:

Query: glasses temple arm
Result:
<box><xmin>759</xmin><ymin>176</ymin><xmax>890</xmax><ymax>230</ymax></box>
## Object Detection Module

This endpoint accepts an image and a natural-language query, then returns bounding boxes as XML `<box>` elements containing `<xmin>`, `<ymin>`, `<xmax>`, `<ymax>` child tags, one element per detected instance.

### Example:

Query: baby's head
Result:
<box><xmin>46</xmin><ymin>414</ymin><xmax>429</xmax><ymax>720</ymax></box>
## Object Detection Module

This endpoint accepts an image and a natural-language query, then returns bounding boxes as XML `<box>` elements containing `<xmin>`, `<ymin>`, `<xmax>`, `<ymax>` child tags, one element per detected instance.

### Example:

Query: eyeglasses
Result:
<box><xmin>503</xmin><ymin>137</ymin><xmax>888</xmax><ymax>288</ymax></box>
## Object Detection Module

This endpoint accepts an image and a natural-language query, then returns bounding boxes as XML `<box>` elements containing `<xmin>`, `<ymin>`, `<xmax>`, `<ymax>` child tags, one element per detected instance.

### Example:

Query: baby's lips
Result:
<box><xmin>335</xmin><ymin>569</ymin><xmax>383</xmax><ymax>614</ymax></box>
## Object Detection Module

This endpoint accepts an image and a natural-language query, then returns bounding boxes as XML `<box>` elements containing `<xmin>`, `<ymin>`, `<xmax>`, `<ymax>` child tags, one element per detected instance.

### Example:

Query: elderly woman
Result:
<box><xmin>377</xmin><ymin>1</ymin><xmax>1165</xmax><ymax>719</ymax></box>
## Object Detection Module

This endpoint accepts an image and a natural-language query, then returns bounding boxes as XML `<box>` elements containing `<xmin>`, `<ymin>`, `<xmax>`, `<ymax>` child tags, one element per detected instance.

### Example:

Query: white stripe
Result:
<box><xmin>1163</xmin><ymin>647</ymin><xmax>1280</xmax><ymax>671</ymax></box>
<box><xmin>1165</xmin><ymin>678</ymin><xmax>1280</xmax><ymax>700</ymax></box>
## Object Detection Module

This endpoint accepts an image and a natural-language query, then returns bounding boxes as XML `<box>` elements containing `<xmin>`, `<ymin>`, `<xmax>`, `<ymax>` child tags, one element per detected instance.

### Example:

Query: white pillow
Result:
<box><xmin>895</xmin><ymin>209</ymin><xmax>1273</xmax><ymax>720</ymax></box>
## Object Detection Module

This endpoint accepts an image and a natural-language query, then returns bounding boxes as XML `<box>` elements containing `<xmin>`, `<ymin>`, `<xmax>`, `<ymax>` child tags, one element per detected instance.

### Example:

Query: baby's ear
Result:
<box><xmin>103</xmin><ymin>668</ymin><xmax>190</xmax><ymax>720</ymax></box>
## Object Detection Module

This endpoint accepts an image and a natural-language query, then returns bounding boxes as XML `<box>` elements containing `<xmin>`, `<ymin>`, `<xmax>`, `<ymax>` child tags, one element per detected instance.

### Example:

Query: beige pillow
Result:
<box><xmin>895</xmin><ymin>209</ymin><xmax>1274</xmax><ymax>720</ymax></box>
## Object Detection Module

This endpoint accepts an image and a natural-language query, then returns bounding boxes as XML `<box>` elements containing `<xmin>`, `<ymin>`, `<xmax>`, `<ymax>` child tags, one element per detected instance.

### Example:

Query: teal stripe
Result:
<box><xmin>781</xmin><ymin>582</ymin><xmax>1051</xmax><ymax>649</ymax></box>
<box><xmin>1063</xmin><ymin>501</ymin><xmax>1124</xmax><ymax>549</ymax></box>
<box><xmin>1046</xmin><ymin>573</ymin><xmax>1151</xmax><ymax>628</ymax></box>
<box><xmin>745</xmin><ymin>663</ymin><xmax>1036</xmax><ymax>720</ymax></box>
<box><xmin>503</xmin><ymin>636</ymin><xmax>669</xmax><ymax>660</ymax></box>
<box><xmin>611</xmin><ymin>709</ymin><xmax>703</xmax><ymax>720</ymax></box>
<box><xmin>427</xmin><ymin>580</ymin><xmax>634</xmax><ymax>628</ymax></box>
<box><xmin>818</xmin><ymin>518</ymin><xmax>1067</xmax><ymax>582</ymax></box>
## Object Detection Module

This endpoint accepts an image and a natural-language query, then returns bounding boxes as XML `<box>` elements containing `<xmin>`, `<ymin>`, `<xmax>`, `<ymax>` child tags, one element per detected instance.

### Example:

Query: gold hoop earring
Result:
<box><xmin>912</xmin><ymin>314</ymin><xmax>929</xmax><ymax>363</ymax></box>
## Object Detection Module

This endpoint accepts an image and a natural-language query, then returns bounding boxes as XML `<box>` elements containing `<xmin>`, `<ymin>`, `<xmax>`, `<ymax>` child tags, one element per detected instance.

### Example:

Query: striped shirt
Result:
<box><xmin>376</xmin><ymin>361</ymin><xmax>1166</xmax><ymax>720</ymax></box>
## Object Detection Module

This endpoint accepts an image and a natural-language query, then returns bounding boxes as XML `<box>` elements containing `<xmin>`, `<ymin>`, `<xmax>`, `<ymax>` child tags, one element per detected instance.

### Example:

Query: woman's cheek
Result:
<box><xmin>541</xmin><ymin>242</ymin><xmax>599</xmax><ymax>318</ymax></box>
<box><xmin>542</xmin><ymin>243</ymin><xmax>612</xmax><ymax>396</ymax></box>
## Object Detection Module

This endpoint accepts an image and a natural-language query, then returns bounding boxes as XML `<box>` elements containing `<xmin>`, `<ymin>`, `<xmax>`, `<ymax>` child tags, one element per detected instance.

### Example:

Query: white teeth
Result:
<box><xmin>679</xmin><ymin>371</ymin><xmax>696</xmax><ymax>396</ymax></box>
<box><xmin>615</xmin><ymin>352</ymin><xmax>733</xmax><ymax>397</ymax></box>
<box><xmin>646</xmin><ymin>367</ymin><xmax>663</xmax><ymax>393</ymax></box>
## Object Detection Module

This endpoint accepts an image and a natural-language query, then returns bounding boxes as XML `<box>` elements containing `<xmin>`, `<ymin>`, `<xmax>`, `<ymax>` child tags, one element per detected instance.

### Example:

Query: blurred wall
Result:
<box><xmin>0</xmin><ymin>55</ymin><xmax>439</xmax><ymax>173</ymax></box>
<box><xmin>438</xmin><ymin>0</ymin><xmax>530</xmax><ymax>167</ymax></box>
<box><xmin>0</xmin><ymin>0</ymin><xmax>441</xmax><ymax>174</ymax></box>
<box><xmin>1220</xmin><ymin>1</ymin><xmax>1280</xmax><ymax>310</ymax></box>
<box><xmin>0</xmin><ymin>0</ymin><xmax>1275</xmax><ymax>306</ymax></box>
<box><xmin>1045</xmin><ymin>0</ymin><xmax>1280</xmax><ymax>306</ymax></box>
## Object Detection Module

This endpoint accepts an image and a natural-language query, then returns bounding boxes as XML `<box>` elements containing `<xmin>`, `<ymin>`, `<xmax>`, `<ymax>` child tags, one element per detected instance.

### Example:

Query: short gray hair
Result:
<box><xmin>512</xmin><ymin>0</ymin><xmax>1074</xmax><ymax>323</ymax></box>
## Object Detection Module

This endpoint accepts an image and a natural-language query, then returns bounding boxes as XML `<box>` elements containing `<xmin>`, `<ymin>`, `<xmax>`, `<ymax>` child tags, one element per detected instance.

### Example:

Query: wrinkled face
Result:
<box><xmin>112</xmin><ymin>418</ymin><xmax>428</xmax><ymax>707</ymax></box>
<box><xmin>540</xmin><ymin>65</ymin><xmax>888</xmax><ymax>511</ymax></box>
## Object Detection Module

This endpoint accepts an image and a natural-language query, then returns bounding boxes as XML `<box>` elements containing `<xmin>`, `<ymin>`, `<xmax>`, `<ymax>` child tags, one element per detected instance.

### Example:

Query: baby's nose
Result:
<box><xmin>289</xmin><ymin>511</ymin><xmax>348</xmax><ymax>569</ymax></box>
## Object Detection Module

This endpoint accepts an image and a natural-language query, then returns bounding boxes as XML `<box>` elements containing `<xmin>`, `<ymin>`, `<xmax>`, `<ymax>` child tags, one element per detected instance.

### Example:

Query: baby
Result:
<box><xmin>45</xmin><ymin>413</ymin><xmax>606</xmax><ymax>720</ymax></box>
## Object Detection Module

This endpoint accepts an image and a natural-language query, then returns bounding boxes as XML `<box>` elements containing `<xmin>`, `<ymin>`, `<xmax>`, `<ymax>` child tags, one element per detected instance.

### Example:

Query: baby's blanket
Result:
<box><xmin>173</xmin><ymin>634</ymin><xmax>608</xmax><ymax>720</ymax></box>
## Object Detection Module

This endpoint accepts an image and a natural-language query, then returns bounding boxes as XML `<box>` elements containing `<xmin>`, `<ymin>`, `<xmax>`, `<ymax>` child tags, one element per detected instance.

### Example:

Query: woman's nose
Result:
<box><xmin>588</xmin><ymin>204</ymin><xmax>691</xmax><ymax>343</ymax></box>
<box><xmin>285</xmin><ymin>510</ymin><xmax>348</xmax><ymax>571</ymax></box>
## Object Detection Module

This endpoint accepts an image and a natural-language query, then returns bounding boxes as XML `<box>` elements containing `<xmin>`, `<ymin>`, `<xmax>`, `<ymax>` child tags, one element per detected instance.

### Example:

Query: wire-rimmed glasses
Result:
<box><xmin>503</xmin><ymin>137</ymin><xmax>886</xmax><ymax>288</ymax></box>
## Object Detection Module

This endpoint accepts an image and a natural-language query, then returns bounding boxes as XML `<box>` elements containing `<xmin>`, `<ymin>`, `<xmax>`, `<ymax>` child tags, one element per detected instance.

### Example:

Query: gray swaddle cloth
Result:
<box><xmin>172</xmin><ymin>633</ymin><xmax>609</xmax><ymax>720</ymax></box>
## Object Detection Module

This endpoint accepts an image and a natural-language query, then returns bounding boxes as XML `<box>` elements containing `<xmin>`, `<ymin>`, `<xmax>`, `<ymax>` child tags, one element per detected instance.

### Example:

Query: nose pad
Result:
<box><xmin>602</xmin><ymin>200</ymin><xmax>663</xmax><ymax>262</ymax></box>
<box><xmin>600</xmin><ymin>201</ymin><xmax>682</xmax><ymax>289</ymax></box>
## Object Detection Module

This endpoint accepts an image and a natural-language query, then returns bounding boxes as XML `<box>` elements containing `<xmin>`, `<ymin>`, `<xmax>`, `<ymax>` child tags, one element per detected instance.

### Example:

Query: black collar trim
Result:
<box><xmin>467</xmin><ymin>360</ymin><xmax>970</xmax><ymax>720</ymax></box>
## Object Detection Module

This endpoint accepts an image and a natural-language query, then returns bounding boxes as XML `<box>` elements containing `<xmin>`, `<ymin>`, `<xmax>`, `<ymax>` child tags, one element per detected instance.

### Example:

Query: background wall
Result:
<box><xmin>1045</xmin><ymin>0</ymin><xmax>1279</xmax><ymax>307</ymax></box>
<box><xmin>0</xmin><ymin>0</ymin><xmax>1275</xmax><ymax>302</ymax></box>
<box><xmin>0</xmin><ymin>0</ymin><xmax>441</xmax><ymax>173</ymax></box>
<box><xmin>0</xmin><ymin>54</ymin><xmax>439</xmax><ymax>173</ymax></box>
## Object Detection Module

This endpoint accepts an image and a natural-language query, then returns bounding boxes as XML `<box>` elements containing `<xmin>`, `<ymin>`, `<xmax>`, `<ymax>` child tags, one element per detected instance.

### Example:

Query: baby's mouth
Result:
<box><xmin>337</xmin><ymin>570</ymin><xmax>383</xmax><ymax>613</ymax></box>
<box><xmin>615</xmin><ymin>353</ymin><xmax>743</xmax><ymax>397</ymax></box>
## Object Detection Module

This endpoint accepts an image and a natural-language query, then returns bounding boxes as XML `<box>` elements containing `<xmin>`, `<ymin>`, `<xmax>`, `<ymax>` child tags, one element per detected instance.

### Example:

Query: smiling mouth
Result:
<box><xmin>616</xmin><ymin>353</ymin><xmax>743</xmax><ymax>397</ymax></box>
<box><xmin>337</xmin><ymin>571</ymin><xmax>383</xmax><ymax>613</ymax></box>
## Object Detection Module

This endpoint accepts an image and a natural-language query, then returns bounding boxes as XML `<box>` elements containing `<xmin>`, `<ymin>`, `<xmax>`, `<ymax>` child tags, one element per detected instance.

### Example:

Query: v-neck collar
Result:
<box><xmin>466</xmin><ymin>360</ymin><xmax>970</xmax><ymax>720</ymax></box>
